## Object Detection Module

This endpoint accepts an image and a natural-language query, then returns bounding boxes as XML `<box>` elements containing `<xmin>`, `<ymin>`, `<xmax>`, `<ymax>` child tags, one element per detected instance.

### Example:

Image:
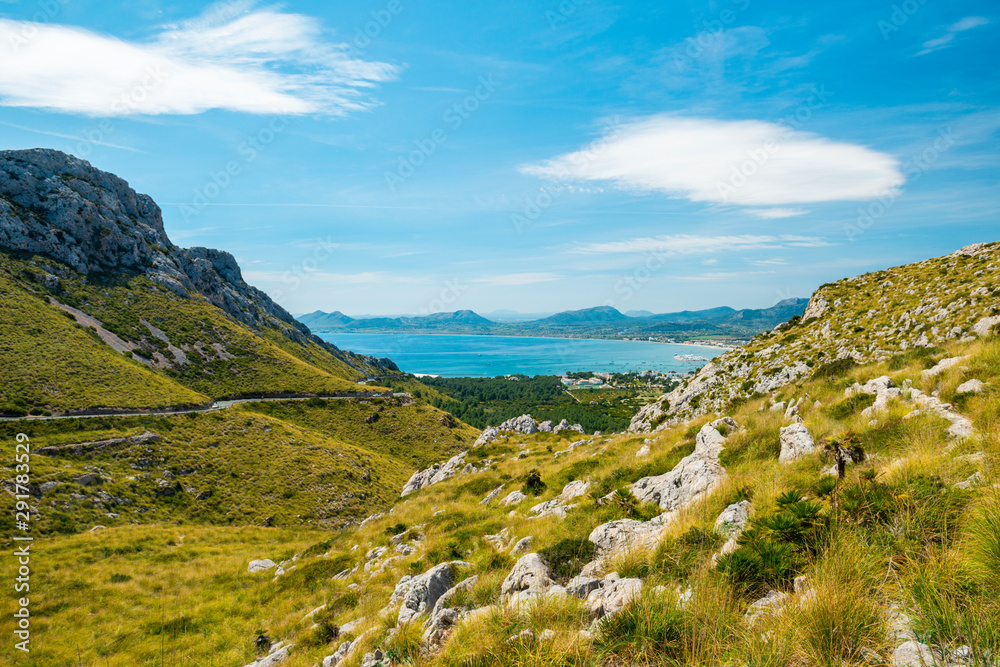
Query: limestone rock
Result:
<box><xmin>745</xmin><ymin>590</ymin><xmax>789</xmax><ymax>624</ymax></box>
<box><xmin>560</xmin><ymin>480</ymin><xmax>591</xmax><ymax>502</ymax></box>
<box><xmin>956</xmin><ymin>379</ymin><xmax>984</xmax><ymax>395</ymax></box>
<box><xmin>248</xmin><ymin>559</ymin><xmax>277</xmax><ymax>573</ymax></box>
<box><xmin>630</xmin><ymin>418</ymin><xmax>734</xmax><ymax>510</ymax></box>
<box><xmin>499</xmin><ymin>414</ymin><xmax>539</xmax><ymax>434</ymax></box>
<box><xmin>566</xmin><ymin>575</ymin><xmax>603</xmax><ymax>599</ymax></box>
<box><xmin>713</xmin><ymin>500</ymin><xmax>751</xmax><ymax>537</ymax></box>
<box><xmin>474</xmin><ymin>426</ymin><xmax>500</xmax><ymax>447</ymax></box>
<box><xmin>322</xmin><ymin>641</ymin><xmax>352</xmax><ymax>667</ymax></box>
<box><xmin>398</xmin><ymin>562</ymin><xmax>463</xmax><ymax>625</ymax></box>
<box><xmin>500</xmin><ymin>490</ymin><xmax>526</xmax><ymax>507</ymax></box>
<box><xmin>587</xmin><ymin>577</ymin><xmax>642</xmax><ymax>619</ymax></box>
<box><xmin>510</xmin><ymin>536</ymin><xmax>532</xmax><ymax>556</ymax></box>
<box><xmin>588</xmin><ymin>518</ymin><xmax>665</xmax><ymax>560</ymax></box>
<box><xmin>480</xmin><ymin>484</ymin><xmax>506</xmax><ymax>505</ymax></box>
<box><xmin>501</xmin><ymin>553</ymin><xmax>552</xmax><ymax>598</ymax></box>
<box><xmin>891</xmin><ymin>640</ymin><xmax>935</xmax><ymax>667</ymax></box>
<box><xmin>778</xmin><ymin>423</ymin><xmax>815</xmax><ymax>462</ymax></box>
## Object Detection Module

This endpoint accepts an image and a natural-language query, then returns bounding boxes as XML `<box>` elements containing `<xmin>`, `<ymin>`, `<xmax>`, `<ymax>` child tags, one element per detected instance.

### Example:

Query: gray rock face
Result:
<box><xmin>398</xmin><ymin>562</ymin><xmax>463</xmax><ymax>625</ymax></box>
<box><xmin>559</xmin><ymin>480</ymin><xmax>591</xmax><ymax>502</ymax></box>
<box><xmin>245</xmin><ymin>643</ymin><xmax>290</xmax><ymax>667</ymax></box>
<box><xmin>500</xmin><ymin>490</ymin><xmax>526</xmax><ymax>507</ymax></box>
<box><xmin>891</xmin><ymin>640</ymin><xmax>935</xmax><ymax>667</ymax></box>
<box><xmin>474</xmin><ymin>426</ymin><xmax>500</xmax><ymax>447</ymax></box>
<box><xmin>499</xmin><ymin>414</ymin><xmax>538</xmax><ymax>434</ymax></box>
<box><xmin>322</xmin><ymin>641</ymin><xmax>352</xmax><ymax>667</ymax></box>
<box><xmin>714</xmin><ymin>500</ymin><xmax>751</xmax><ymax>537</ymax></box>
<box><xmin>360</xmin><ymin>650</ymin><xmax>382</xmax><ymax>667</ymax></box>
<box><xmin>587</xmin><ymin>577</ymin><xmax>642</xmax><ymax>619</ymax></box>
<box><xmin>588</xmin><ymin>518</ymin><xmax>665</xmax><ymax>560</ymax></box>
<box><xmin>778</xmin><ymin>423</ymin><xmax>816</xmax><ymax>462</ymax></box>
<box><xmin>0</xmin><ymin>149</ymin><xmax>396</xmax><ymax>368</ymax></box>
<box><xmin>956</xmin><ymin>379</ymin><xmax>985</xmax><ymax>395</ymax></box>
<box><xmin>630</xmin><ymin>418</ymin><xmax>734</xmax><ymax>510</ymax></box>
<box><xmin>510</xmin><ymin>536</ymin><xmax>533</xmax><ymax>556</ymax></box>
<box><xmin>553</xmin><ymin>419</ymin><xmax>584</xmax><ymax>434</ymax></box>
<box><xmin>400</xmin><ymin>452</ymin><xmax>468</xmax><ymax>496</ymax></box>
<box><xmin>566</xmin><ymin>575</ymin><xmax>603</xmax><ymax>599</ymax></box>
<box><xmin>501</xmin><ymin>553</ymin><xmax>552</xmax><ymax>598</ymax></box>
<box><xmin>248</xmin><ymin>559</ymin><xmax>277</xmax><ymax>573</ymax></box>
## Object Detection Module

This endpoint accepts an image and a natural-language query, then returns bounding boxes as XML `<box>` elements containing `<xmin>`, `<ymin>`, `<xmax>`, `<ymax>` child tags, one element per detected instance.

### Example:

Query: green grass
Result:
<box><xmin>2</xmin><ymin>301</ymin><xmax>1000</xmax><ymax>666</ymax></box>
<box><xmin>0</xmin><ymin>250</ymin><xmax>392</xmax><ymax>413</ymax></box>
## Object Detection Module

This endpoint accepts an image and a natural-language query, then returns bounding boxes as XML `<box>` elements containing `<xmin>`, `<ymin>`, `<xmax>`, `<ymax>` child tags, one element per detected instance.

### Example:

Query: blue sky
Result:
<box><xmin>1</xmin><ymin>0</ymin><xmax>997</xmax><ymax>316</ymax></box>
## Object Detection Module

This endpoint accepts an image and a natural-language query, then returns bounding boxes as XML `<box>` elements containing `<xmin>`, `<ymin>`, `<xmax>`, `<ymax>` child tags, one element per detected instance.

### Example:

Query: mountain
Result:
<box><xmin>300</xmin><ymin>310</ymin><xmax>357</xmax><ymax>328</ymax></box>
<box><xmin>21</xmin><ymin>244</ymin><xmax>1000</xmax><ymax>666</ymax></box>
<box><xmin>0</xmin><ymin>149</ymin><xmax>396</xmax><ymax>415</ymax></box>
<box><xmin>625</xmin><ymin>309</ymin><xmax>655</xmax><ymax>317</ymax></box>
<box><xmin>630</xmin><ymin>243</ymin><xmax>1000</xmax><ymax>430</ymax></box>
<box><xmin>303</xmin><ymin>301</ymin><xmax>809</xmax><ymax>342</ymax></box>
<box><xmin>534</xmin><ymin>305</ymin><xmax>630</xmax><ymax>325</ymax></box>
<box><xmin>300</xmin><ymin>308</ymin><xmax>494</xmax><ymax>331</ymax></box>
<box><xmin>641</xmin><ymin>306</ymin><xmax>737</xmax><ymax>322</ymax></box>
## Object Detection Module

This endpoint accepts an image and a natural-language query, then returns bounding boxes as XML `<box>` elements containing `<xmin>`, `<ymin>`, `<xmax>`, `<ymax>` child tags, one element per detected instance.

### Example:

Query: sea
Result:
<box><xmin>319</xmin><ymin>333</ymin><xmax>726</xmax><ymax>377</ymax></box>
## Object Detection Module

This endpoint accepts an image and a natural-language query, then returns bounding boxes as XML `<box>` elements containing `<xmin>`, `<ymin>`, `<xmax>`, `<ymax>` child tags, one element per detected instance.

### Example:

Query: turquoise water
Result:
<box><xmin>321</xmin><ymin>333</ymin><xmax>726</xmax><ymax>377</ymax></box>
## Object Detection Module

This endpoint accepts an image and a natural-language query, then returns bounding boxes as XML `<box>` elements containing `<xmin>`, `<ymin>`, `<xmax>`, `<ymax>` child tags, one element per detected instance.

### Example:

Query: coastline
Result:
<box><xmin>319</xmin><ymin>330</ymin><xmax>737</xmax><ymax>352</ymax></box>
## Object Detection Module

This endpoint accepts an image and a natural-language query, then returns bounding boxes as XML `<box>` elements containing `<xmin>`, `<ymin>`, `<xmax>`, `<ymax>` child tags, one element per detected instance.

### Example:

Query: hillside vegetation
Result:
<box><xmin>5</xmin><ymin>322</ymin><xmax>997</xmax><ymax>666</ymax></box>
<box><xmin>0</xmin><ymin>150</ymin><xmax>399</xmax><ymax>415</ymax></box>
<box><xmin>631</xmin><ymin>242</ymin><xmax>1000</xmax><ymax>431</ymax></box>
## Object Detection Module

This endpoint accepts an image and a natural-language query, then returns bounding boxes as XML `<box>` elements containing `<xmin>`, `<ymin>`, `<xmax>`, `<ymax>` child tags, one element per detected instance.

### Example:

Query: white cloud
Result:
<box><xmin>477</xmin><ymin>272</ymin><xmax>563</xmax><ymax>286</ymax></box>
<box><xmin>520</xmin><ymin>116</ymin><xmax>904</xmax><ymax>207</ymax></box>
<box><xmin>0</xmin><ymin>1</ymin><xmax>399</xmax><ymax>116</ymax></box>
<box><xmin>571</xmin><ymin>233</ymin><xmax>829</xmax><ymax>255</ymax></box>
<box><xmin>918</xmin><ymin>16</ymin><xmax>990</xmax><ymax>56</ymax></box>
<box><xmin>747</xmin><ymin>207</ymin><xmax>807</xmax><ymax>219</ymax></box>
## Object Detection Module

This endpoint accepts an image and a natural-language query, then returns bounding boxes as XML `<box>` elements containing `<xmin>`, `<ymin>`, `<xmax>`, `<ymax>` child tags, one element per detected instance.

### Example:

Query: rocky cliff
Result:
<box><xmin>0</xmin><ymin>149</ymin><xmax>396</xmax><ymax>374</ymax></box>
<box><xmin>630</xmin><ymin>242</ymin><xmax>1000</xmax><ymax>431</ymax></box>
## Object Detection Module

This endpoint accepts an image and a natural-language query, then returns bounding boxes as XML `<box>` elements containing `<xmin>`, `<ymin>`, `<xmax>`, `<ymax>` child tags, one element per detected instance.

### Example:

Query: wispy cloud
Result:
<box><xmin>476</xmin><ymin>272</ymin><xmax>563</xmax><ymax>286</ymax></box>
<box><xmin>918</xmin><ymin>16</ymin><xmax>990</xmax><ymax>56</ymax></box>
<box><xmin>570</xmin><ymin>234</ymin><xmax>830</xmax><ymax>255</ymax></box>
<box><xmin>747</xmin><ymin>207</ymin><xmax>807</xmax><ymax>219</ymax></box>
<box><xmin>0</xmin><ymin>1</ymin><xmax>399</xmax><ymax>116</ymax></box>
<box><xmin>0</xmin><ymin>120</ymin><xmax>144</xmax><ymax>152</ymax></box>
<box><xmin>520</xmin><ymin>116</ymin><xmax>904</xmax><ymax>209</ymax></box>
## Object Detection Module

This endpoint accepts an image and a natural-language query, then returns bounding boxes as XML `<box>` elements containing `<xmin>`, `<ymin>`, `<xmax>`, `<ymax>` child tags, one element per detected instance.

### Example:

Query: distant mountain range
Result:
<box><xmin>299</xmin><ymin>299</ymin><xmax>810</xmax><ymax>342</ymax></box>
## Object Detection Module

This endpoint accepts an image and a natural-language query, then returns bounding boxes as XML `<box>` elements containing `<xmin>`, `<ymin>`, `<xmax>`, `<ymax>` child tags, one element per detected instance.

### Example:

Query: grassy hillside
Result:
<box><xmin>632</xmin><ymin>242</ymin><xmax>1000</xmax><ymax>429</ymax></box>
<box><xmin>0</xmin><ymin>396</ymin><xmax>474</xmax><ymax>537</ymax></box>
<box><xmin>0</xmin><ymin>250</ymin><xmax>387</xmax><ymax>414</ymax></box>
<box><xmin>0</xmin><ymin>266</ymin><xmax>208</xmax><ymax>414</ymax></box>
<box><xmin>5</xmin><ymin>331</ymin><xmax>997</xmax><ymax>666</ymax></box>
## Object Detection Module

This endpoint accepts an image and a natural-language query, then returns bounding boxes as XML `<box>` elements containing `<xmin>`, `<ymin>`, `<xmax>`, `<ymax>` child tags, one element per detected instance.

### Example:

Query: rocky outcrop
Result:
<box><xmin>400</xmin><ymin>453</ymin><xmax>468</xmax><ymax>496</ymax></box>
<box><xmin>586</xmin><ymin>575</ymin><xmax>642</xmax><ymax>619</ymax></box>
<box><xmin>778</xmin><ymin>423</ymin><xmax>816</xmax><ymax>462</ymax></box>
<box><xmin>630</xmin><ymin>418</ymin><xmax>734</xmax><ymax>511</ymax></box>
<box><xmin>499</xmin><ymin>414</ymin><xmax>539</xmax><ymax>434</ymax></box>
<box><xmin>629</xmin><ymin>242</ymin><xmax>1000</xmax><ymax>428</ymax></box>
<box><xmin>248</xmin><ymin>559</ymin><xmax>277</xmax><ymax>573</ymax></box>
<box><xmin>501</xmin><ymin>553</ymin><xmax>552</xmax><ymax>602</ymax></box>
<box><xmin>0</xmin><ymin>149</ymin><xmax>396</xmax><ymax>372</ymax></box>
<box><xmin>713</xmin><ymin>500</ymin><xmax>751</xmax><ymax>536</ymax></box>
<box><xmin>397</xmin><ymin>562</ymin><xmax>466</xmax><ymax>625</ymax></box>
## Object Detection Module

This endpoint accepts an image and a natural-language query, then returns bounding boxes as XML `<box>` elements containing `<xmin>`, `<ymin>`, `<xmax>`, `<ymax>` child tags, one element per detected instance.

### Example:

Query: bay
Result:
<box><xmin>320</xmin><ymin>333</ymin><xmax>727</xmax><ymax>377</ymax></box>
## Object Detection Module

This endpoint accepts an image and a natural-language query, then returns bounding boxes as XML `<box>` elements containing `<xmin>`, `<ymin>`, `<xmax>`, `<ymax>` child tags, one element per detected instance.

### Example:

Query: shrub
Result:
<box><xmin>538</xmin><ymin>538</ymin><xmax>597</xmax><ymax>584</ymax></box>
<box><xmin>594</xmin><ymin>589</ymin><xmax>687</xmax><ymax>664</ymax></box>
<box><xmin>521</xmin><ymin>469</ymin><xmax>546</xmax><ymax>496</ymax></box>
